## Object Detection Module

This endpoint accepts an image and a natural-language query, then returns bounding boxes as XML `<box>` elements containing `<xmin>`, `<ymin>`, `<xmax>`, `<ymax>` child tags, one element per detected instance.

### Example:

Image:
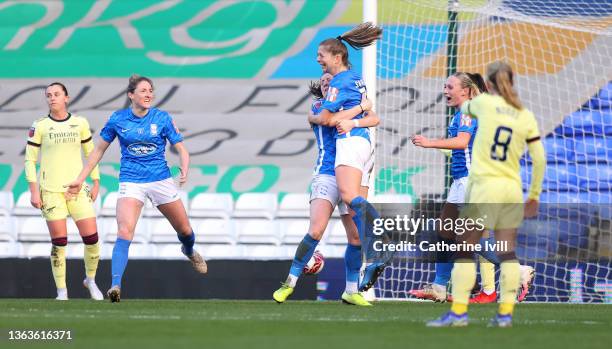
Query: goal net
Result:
<box><xmin>373</xmin><ymin>0</ymin><xmax>612</xmax><ymax>302</ymax></box>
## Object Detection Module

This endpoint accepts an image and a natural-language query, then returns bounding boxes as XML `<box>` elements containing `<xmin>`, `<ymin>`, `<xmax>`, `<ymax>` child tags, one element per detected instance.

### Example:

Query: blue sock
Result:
<box><xmin>178</xmin><ymin>231</ymin><xmax>195</xmax><ymax>256</ymax></box>
<box><xmin>433</xmin><ymin>262</ymin><xmax>453</xmax><ymax>286</ymax></box>
<box><xmin>476</xmin><ymin>237</ymin><xmax>500</xmax><ymax>265</ymax></box>
<box><xmin>111</xmin><ymin>238</ymin><xmax>131</xmax><ymax>288</ymax></box>
<box><xmin>288</xmin><ymin>234</ymin><xmax>319</xmax><ymax>279</ymax></box>
<box><xmin>349</xmin><ymin>196</ymin><xmax>381</xmax><ymax>262</ymax></box>
<box><xmin>345</xmin><ymin>244</ymin><xmax>361</xmax><ymax>286</ymax></box>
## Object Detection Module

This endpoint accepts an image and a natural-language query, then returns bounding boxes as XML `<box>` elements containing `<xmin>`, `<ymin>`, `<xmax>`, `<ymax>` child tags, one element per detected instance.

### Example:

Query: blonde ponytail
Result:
<box><xmin>486</xmin><ymin>61</ymin><xmax>523</xmax><ymax>110</ymax></box>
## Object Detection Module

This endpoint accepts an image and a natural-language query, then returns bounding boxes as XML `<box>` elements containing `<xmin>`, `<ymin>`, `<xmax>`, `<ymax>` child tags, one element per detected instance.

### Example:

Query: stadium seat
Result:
<box><xmin>193</xmin><ymin>218</ymin><xmax>235</xmax><ymax>245</ymax></box>
<box><xmin>587</xmin><ymin>81</ymin><xmax>612</xmax><ymax>110</ymax></box>
<box><xmin>196</xmin><ymin>243</ymin><xmax>242</xmax><ymax>259</ymax></box>
<box><xmin>522</xmin><ymin>164</ymin><xmax>579</xmax><ymax>192</ymax></box>
<box><xmin>233</xmin><ymin>193</ymin><xmax>277</xmax><ymax>219</ymax></box>
<box><xmin>21</xmin><ymin>242</ymin><xmax>52</xmax><ymax>258</ymax></box>
<box><xmin>578</xmin><ymin>164</ymin><xmax>612</xmax><ymax>191</ymax></box>
<box><xmin>100</xmin><ymin>191</ymin><xmax>119</xmax><ymax>217</ymax></box>
<box><xmin>234</xmin><ymin>219</ymin><xmax>279</xmax><ymax>245</ymax></box>
<box><xmin>543</xmin><ymin>136</ymin><xmax>575</xmax><ymax>163</ymax></box>
<box><xmin>325</xmin><ymin>218</ymin><xmax>348</xmax><ymax>245</ymax></box>
<box><xmin>276</xmin><ymin>193</ymin><xmax>310</xmax><ymax>218</ymax></box>
<box><xmin>189</xmin><ymin>193</ymin><xmax>233</xmax><ymax>219</ymax></box>
<box><xmin>17</xmin><ymin>217</ymin><xmax>49</xmax><ymax>242</ymax></box>
<box><xmin>554</xmin><ymin>111</ymin><xmax>612</xmax><ymax>137</ymax></box>
<box><xmin>574</xmin><ymin>136</ymin><xmax>612</xmax><ymax>163</ymax></box>
<box><xmin>148</xmin><ymin>218</ymin><xmax>178</xmax><ymax>243</ymax></box>
<box><xmin>0</xmin><ymin>210</ymin><xmax>16</xmax><ymax>242</ymax></box>
<box><xmin>517</xmin><ymin>218</ymin><xmax>559</xmax><ymax>259</ymax></box>
<box><xmin>0</xmin><ymin>191</ymin><xmax>14</xmax><ymax>213</ymax></box>
<box><xmin>13</xmin><ymin>192</ymin><xmax>41</xmax><ymax>216</ymax></box>
<box><xmin>371</xmin><ymin>194</ymin><xmax>413</xmax><ymax>204</ymax></box>
<box><xmin>143</xmin><ymin>190</ymin><xmax>188</xmax><ymax>217</ymax></box>
<box><xmin>278</xmin><ymin>219</ymin><xmax>310</xmax><ymax>244</ymax></box>
<box><xmin>0</xmin><ymin>241</ymin><xmax>19</xmax><ymax>257</ymax></box>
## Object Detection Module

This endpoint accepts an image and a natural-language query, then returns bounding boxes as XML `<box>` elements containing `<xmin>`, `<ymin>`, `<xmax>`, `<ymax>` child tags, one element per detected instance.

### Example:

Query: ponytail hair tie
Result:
<box><xmin>336</xmin><ymin>35</ymin><xmax>343</xmax><ymax>41</ymax></box>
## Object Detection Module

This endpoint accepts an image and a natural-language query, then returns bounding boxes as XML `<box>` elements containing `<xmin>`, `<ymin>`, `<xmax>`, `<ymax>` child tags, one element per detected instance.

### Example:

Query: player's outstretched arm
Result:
<box><xmin>173</xmin><ymin>141</ymin><xmax>190</xmax><ymax>186</ymax></box>
<box><xmin>65</xmin><ymin>139</ymin><xmax>110</xmax><ymax>194</ymax></box>
<box><xmin>525</xmin><ymin>138</ymin><xmax>546</xmax><ymax>218</ymax></box>
<box><xmin>411</xmin><ymin>131</ymin><xmax>471</xmax><ymax>150</ymax></box>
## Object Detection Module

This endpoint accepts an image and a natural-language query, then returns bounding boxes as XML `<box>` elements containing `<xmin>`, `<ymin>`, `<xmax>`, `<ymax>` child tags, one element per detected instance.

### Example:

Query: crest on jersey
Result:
<box><xmin>327</xmin><ymin>87</ymin><xmax>339</xmax><ymax>102</ymax></box>
<box><xmin>150</xmin><ymin>123</ymin><xmax>158</xmax><ymax>136</ymax></box>
<box><xmin>460</xmin><ymin>114</ymin><xmax>472</xmax><ymax>127</ymax></box>
<box><xmin>28</xmin><ymin>122</ymin><xmax>36</xmax><ymax>137</ymax></box>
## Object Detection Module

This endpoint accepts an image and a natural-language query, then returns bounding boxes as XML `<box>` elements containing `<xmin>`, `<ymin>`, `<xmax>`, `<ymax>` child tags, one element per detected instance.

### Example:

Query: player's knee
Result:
<box><xmin>116</xmin><ymin>226</ymin><xmax>134</xmax><ymax>239</ymax></box>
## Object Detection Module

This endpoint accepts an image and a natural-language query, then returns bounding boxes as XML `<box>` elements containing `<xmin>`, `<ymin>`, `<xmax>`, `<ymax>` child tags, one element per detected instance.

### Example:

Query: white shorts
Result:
<box><xmin>447</xmin><ymin>176</ymin><xmax>468</xmax><ymax>205</ymax></box>
<box><xmin>118</xmin><ymin>178</ymin><xmax>180</xmax><ymax>206</ymax></box>
<box><xmin>309</xmin><ymin>174</ymin><xmax>349</xmax><ymax>215</ymax></box>
<box><xmin>335</xmin><ymin>136</ymin><xmax>373</xmax><ymax>187</ymax></box>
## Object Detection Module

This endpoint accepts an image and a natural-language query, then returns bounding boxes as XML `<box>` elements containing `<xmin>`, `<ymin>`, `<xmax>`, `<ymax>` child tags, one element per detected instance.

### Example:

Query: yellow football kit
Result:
<box><xmin>460</xmin><ymin>94</ymin><xmax>546</xmax><ymax>229</ymax></box>
<box><xmin>24</xmin><ymin>114</ymin><xmax>100</xmax><ymax>221</ymax></box>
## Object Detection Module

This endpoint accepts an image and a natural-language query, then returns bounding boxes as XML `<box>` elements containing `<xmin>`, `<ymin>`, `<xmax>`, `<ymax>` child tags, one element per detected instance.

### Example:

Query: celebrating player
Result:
<box><xmin>25</xmin><ymin>82</ymin><xmax>103</xmax><ymax>300</ymax></box>
<box><xmin>308</xmin><ymin>22</ymin><xmax>388</xmax><ymax>291</ymax></box>
<box><xmin>409</xmin><ymin>73</ymin><xmax>535</xmax><ymax>303</ymax></box>
<box><xmin>66</xmin><ymin>75</ymin><xmax>207</xmax><ymax>303</ymax></box>
<box><xmin>409</xmin><ymin>72</ymin><xmax>485</xmax><ymax>302</ymax></box>
<box><xmin>427</xmin><ymin>61</ymin><xmax>545</xmax><ymax>327</ymax></box>
<box><xmin>273</xmin><ymin>73</ymin><xmax>380</xmax><ymax>306</ymax></box>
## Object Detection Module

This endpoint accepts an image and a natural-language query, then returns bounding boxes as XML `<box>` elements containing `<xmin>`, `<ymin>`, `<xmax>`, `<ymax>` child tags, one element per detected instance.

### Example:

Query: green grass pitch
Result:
<box><xmin>0</xmin><ymin>299</ymin><xmax>610</xmax><ymax>349</ymax></box>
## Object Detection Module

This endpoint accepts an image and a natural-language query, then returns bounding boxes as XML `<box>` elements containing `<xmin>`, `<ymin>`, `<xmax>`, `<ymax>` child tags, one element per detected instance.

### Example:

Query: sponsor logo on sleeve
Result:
<box><xmin>326</xmin><ymin>87</ymin><xmax>338</xmax><ymax>102</ymax></box>
<box><xmin>460</xmin><ymin>114</ymin><xmax>472</xmax><ymax>127</ymax></box>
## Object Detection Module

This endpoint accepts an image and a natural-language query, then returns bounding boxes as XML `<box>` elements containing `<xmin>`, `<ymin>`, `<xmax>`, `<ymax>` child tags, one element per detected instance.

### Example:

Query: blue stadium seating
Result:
<box><xmin>522</xmin><ymin>164</ymin><xmax>579</xmax><ymax>192</ymax></box>
<box><xmin>578</xmin><ymin>164</ymin><xmax>612</xmax><ymax>191</ymax></box>
<box><xmin>574</xmin><ymin>136</ymin><xmax>612</xmax><ymax>163</ymax></box>
<box><xmin>586</xmin><ymin>81</ymin><xmax>612</xmax><ymax>110</ymax></box>
<box><xmin>554</xmin><ymin>111</ymin><xmax>612</xmax><ymax>137</ymax></box>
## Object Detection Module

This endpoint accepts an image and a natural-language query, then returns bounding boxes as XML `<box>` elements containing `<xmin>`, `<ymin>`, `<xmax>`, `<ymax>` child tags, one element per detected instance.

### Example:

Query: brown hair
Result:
<box><xmin>47</xmin><ymin>82</ymin><xmax>68</xmax><ymax>96</ymax></box>
<box><xmin>308</xmin><ymin>81</ymin><xmax>324</xmax><ymax>99</ymax></box>
<box><xmin>486</xmin><ymin>61</ymin><xmax>523</xmax><ymax>110</ymax></box>
<box><xmin>127</xmin><ymin>74</ymin><xmax>154</xmax><ymax>94</ymax></box>
<box><xmin>319</xmin><ymin>22</ymin><xmax>383</xmax><ymax>67</ymax></box>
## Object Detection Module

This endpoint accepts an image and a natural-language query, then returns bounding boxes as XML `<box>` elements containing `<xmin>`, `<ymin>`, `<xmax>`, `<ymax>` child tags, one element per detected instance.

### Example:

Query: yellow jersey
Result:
<box><xmin>25</xmin><ymin>113</ymin><xmax>100</xmax><ymax>192</ymax></box>
<box><xmin>461</xmin><ymin>94</ymin><xmax>541</xmax><ymax>183</ymax></box>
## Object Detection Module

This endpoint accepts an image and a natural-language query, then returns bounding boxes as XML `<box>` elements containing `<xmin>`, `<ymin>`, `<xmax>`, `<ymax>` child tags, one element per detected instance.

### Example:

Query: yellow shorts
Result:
<box><xmin>40</xmin><ymin>186</ymin><xmax>96</xmax><ymax>222</ymax></box>
<box><xmin>461</xmin><ymin>178</ymin><xmax>524</xmax><ymax>230</ymax></box>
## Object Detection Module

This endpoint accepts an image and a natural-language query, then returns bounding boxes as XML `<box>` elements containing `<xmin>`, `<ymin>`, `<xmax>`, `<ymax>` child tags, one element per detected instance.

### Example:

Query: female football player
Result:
<box><xmin>66</xmin><ymin>75</ymin><xmax>207</xmax><ymax>302</ymax></box>
<box><xmin>307</xmin><ymin>22</ymin><xmax>387</xmax><ymax>291</ymax></box>
<box><xmin>25</xmin><ymin>82</ymin><xmax>103</xmax><ymax>300</ymax></box>
<box><xmin>428</xmin><ymin>61</ymin><xmax>545</xmax><ymax>327</ymax></box>
<box><xmin>274</xmin><ymin>73</ymin><xmax>381</xmax><ymax>306</ymax></box>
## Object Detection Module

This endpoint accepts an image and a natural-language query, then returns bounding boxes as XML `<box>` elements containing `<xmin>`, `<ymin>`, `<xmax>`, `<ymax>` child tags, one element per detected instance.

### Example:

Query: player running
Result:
<box><xmin>308</xmin><ymin>22</ymin><xmax>389</xmax><ymax>292</ymax></box>
<box><xmin>66</xmin><ymin>75</ymin><xmax>207</xmax><ymax>303</ymax></box>
<box><xmin>25</xmin><ymin>82</ymin><xmax>104</xmax><ymax>301</ymax></box>
<box><xmin>427</xmin><ymin>61</ymin><xmax>545</xmax><ymax>327</ymax></box>
<box><xmin>410</xmin><ymin>73</ymin><xmax>534</xmax><ymax>303</ymax></box>
<box><xmin>273</xmin><ymin>73</ymin><xmax>380</xmax><ymax>306</ymax></box>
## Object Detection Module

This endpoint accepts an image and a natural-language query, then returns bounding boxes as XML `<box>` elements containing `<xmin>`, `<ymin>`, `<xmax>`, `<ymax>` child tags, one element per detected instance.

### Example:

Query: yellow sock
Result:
<box><xmin>498</xmin><ymin>259</ymin><xmax>520</xmax><ymax>315</ymax></box>
<box><xmin>84</xmin><ymin>242</ymin><xmax>100</xmax><ymax>279</ymax></box>
<box><xmin>451</xmin><ymin>260</ymin><xmax>476</xmax><ymax>314</ymax></box>
<box><xmin>50</xmin><ymin>245</ymin><xmax>66</xmax><ymax>289</ymax></box>
<box><xmin>479</xmin><ymin>256</ymin><xmax>496</xmax><ymax>294</ymax></box>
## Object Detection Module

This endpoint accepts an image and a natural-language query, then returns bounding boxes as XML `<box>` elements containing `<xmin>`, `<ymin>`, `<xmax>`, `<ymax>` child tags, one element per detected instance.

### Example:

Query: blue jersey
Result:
<box><xmin>448</xmin><ymin>110</ymin><xmax>477</xmax><ymax>179</ymax></box>
<box><xmin>311</xmin><ymin>99</ymin><xmax>337</xmax><ymax>176</ymax></box>
<box><xmin>100</xmin><ymin>107</ymin><xmax>183</xmax><ymax>183</ymax></box>
<box><xmin>321</xmin><ymin>69</ymin><xmax>370</xmax><ymax>142</ymax></box>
